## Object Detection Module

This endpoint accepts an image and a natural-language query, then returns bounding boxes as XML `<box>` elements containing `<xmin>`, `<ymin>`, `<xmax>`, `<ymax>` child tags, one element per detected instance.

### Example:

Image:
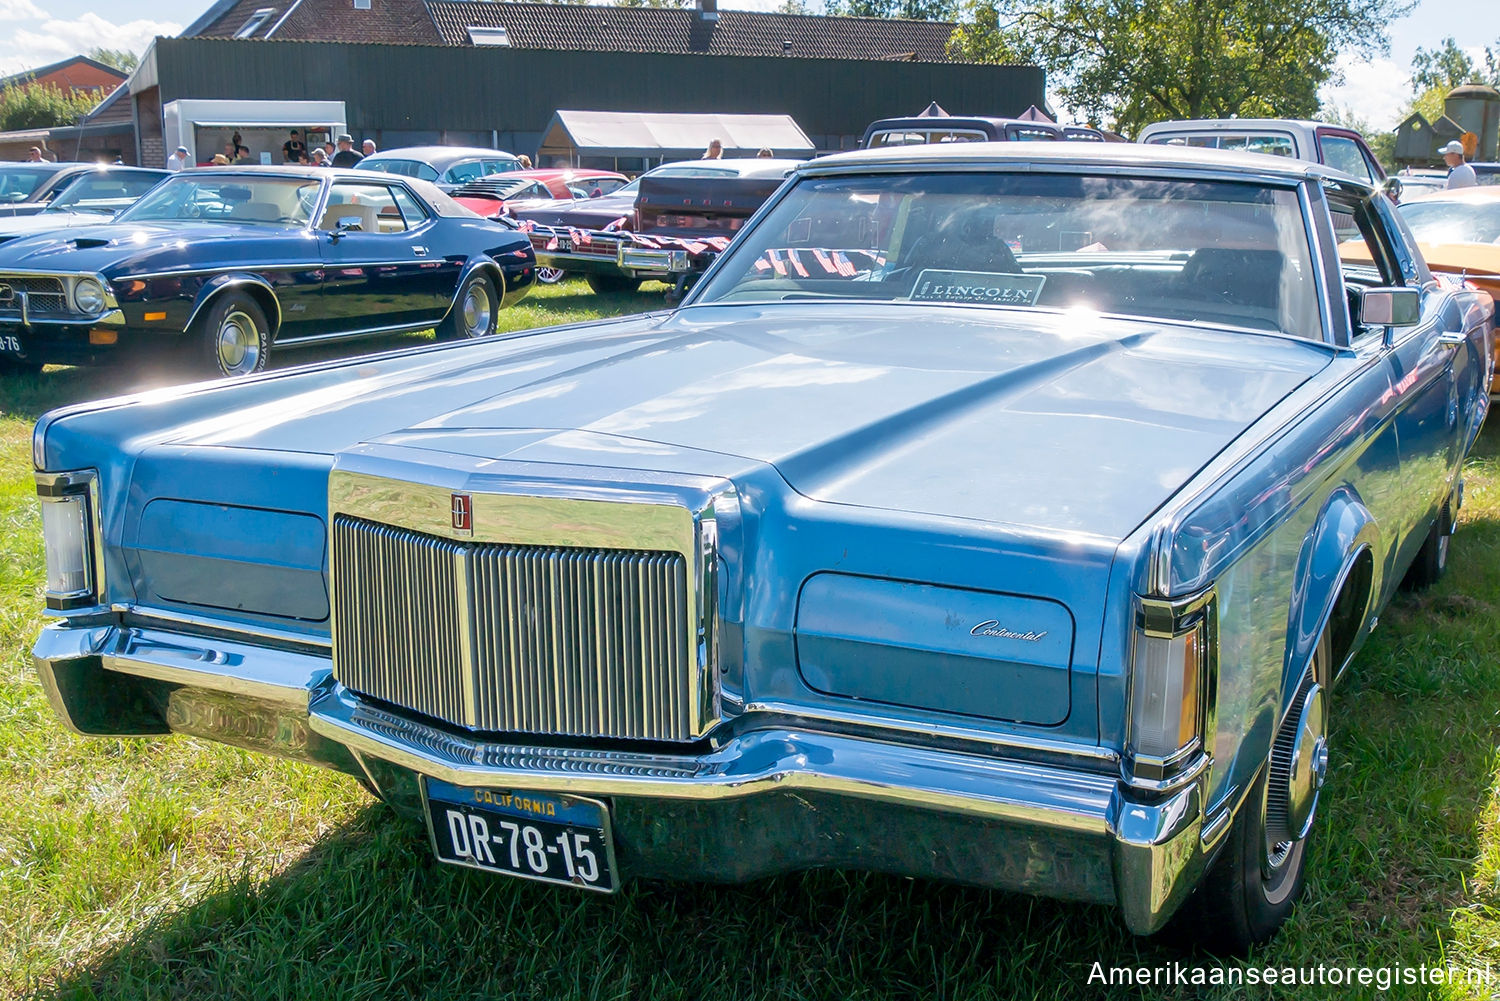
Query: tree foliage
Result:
<box><xmin>827</xmin><ymin>0</ymin><xmax>957</xmax><ymax>20</ymax></box>
<box><xmin>1408</xmin><ymin>36</ymin><xmax>1500</xmax><ymax>94</ymax></box>
<box><xmin>86</xmin><ymin>47</ymin><xmax>140</xmax><ymax>73</ymax></box>
<box><xmin>949</xmin><ymin>0</ymin><xmax>1414</xmax><ymax>135</ymax></box>
<box><xmin>0</xmin><ymin>83</ymin><xmax>97</xmax><ymax>132</ymax></box>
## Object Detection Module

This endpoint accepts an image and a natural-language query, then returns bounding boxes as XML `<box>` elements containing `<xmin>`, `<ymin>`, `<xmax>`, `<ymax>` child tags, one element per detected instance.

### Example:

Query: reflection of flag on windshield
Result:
<box><xmin>753</xmin><ymin>248</ymin><xmax>886</xmax><ymax>276</ymax></box>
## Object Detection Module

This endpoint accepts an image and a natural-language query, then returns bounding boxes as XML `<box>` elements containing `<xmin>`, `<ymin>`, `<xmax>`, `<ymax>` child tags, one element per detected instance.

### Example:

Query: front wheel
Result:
<box><xmin>437</xmin><ymin>271</ymin><xmax>500</xmax><ymax>342</ymax></box>
<box><xmin>536</xmin><ymin>266</ymin><xmax>566</xmax><ymax>285</ymax></box>
<box><xmin>585</xmin><ymin>274</ymin><xmax>642</xmax><ymax>295</ymax></box>
<box><xmin>191</xmin><ymin>292</ymin><xmax>270</xmax><ymax>378</ymax></box>
<box><xmin>1182</xmin><ymin>635</ymin><xmax>1330</xmax><ymax>954</ymax></box>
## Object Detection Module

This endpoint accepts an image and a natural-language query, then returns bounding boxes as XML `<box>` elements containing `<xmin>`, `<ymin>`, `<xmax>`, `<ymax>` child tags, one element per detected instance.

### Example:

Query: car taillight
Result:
<box><xmin>1126</xmin><ymin>591</ymin><xmax>1214</xmax><ymax>785</ymax></box>
<box><xmin>36</xmin><ymin>470</ymin><xmax>99</xmax><ymax>610</ymax></box>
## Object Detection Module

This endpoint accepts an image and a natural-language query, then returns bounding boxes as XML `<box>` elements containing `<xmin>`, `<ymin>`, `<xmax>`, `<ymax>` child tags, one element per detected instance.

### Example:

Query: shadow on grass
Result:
<box><xmin>39</xmin><ymin>801</ymin><xmax>1166</xmax><ymax>1001</ymax></box>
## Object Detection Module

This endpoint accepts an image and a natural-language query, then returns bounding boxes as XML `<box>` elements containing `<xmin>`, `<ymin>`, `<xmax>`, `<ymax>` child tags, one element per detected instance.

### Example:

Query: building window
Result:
<box><xmin>234</xmin><ymin>7</ymin><xmax>277</xmax><ymax>37</ymax></box>
<box><xmin>353</xmin><ymin>0</ymin><xmax>371</xmax><ymax>9</ymax></box>
<box><xmin>466</xmin><ymin>26</ymin><xmax>510</xmax><ymax>46</ymax></box>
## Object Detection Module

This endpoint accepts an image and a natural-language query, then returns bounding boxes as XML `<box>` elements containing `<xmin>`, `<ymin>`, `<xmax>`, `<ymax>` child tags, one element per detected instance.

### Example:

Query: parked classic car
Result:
<box><xmin>354</xmin><ymin>146</ymin><xmax>523</xmax><ymax>193</ymax></box>
<box><xmin>450</xmin><ymin>170</ymin><xmax>629</xmax><ymax>283</ymax></box>
<box><xmin>1340</xmin><ymin>185</ymin><xmax>1500</xmax><ymax>391</ymax></box>
<box><xmin>520</xmin><ymin>159</ymin><xmax>802</xmax><ymax>293</ymax></box>
<box><xmin>1140</xmin><ymin>119</ymin><xmax>1396</xmax><ymax>195</ymax></box>
<box><xmin>31</xmin><ymin>142</ymin><xmax>1491</xmax><ymax>952</ymax></box>
<box><xmin>0</xmin><ymin>166</ymin><xmax>536</xmax><ymax>377</ymax></box>
<box><xmin>0</xmin><ymin>166</ymin><xmax>167</xmax><ymax>245</ymax></box>
<box><xmin>0</xmin><ymin>161</ymin><xmax>120</xmax><ymax>214</ymax></box>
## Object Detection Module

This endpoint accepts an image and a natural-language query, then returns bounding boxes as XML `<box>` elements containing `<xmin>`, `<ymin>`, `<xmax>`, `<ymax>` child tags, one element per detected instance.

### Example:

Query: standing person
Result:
<box><xmin>331</xmin><ymin>134</ymin><xmax>363</xmax><ymax>167</ymax></box>
<box><xmin>1441</xmin><ymin>140</ymin><xmax>1478</xmax><ymax>189</ymax></box>
<box><xmin>282</xmin><ymin>129</ymin><xmax>307</xmax><ymax>164</ymax></box>
<box><xmin>702</xmin><ymin>138</ymin><xmax>723</xmax><ymax>159</ymax></box>
<box><xmin>167</xmin><ymin>145</ymin><xmax>190</xmax><ymax>171</ymax></box>
<box><xmin>362</xmin><ymin>138</ymin><xmax>377</xmax><ymax>157</ymax></box>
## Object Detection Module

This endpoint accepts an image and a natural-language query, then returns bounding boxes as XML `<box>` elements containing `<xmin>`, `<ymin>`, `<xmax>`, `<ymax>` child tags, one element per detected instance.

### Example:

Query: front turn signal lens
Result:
<box><xmin>37</xmin><ymin>472</ymin><xmax>98</xmax><ymax>609</ymax></box>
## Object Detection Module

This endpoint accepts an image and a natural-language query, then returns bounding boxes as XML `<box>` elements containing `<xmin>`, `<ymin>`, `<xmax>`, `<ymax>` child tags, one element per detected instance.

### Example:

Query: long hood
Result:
<box><xmin>116</xmin><ymin>303</ymin><xmax>1330</xmax><ymax>541</ymax></box>
<box><xmin>0</xmin><ymin>221</ymin><xmax>311</xmax><ymax>273</ymax></box>
<box><xmin>0</xmin><ymin>211</ymin><xmax>113</xmax><ymax>242</ymax></box>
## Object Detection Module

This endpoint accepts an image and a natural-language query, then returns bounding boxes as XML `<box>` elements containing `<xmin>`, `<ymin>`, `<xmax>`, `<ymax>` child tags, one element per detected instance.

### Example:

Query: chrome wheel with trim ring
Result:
<box><xmin>189</xmin><ymin>291</ymin><xmax>271</xmax><ymax>378</ymax></box>
<box><xmin>438</xmin><ymin>271</ymin><xmax>501</xmax><ymax>341</ymax></box>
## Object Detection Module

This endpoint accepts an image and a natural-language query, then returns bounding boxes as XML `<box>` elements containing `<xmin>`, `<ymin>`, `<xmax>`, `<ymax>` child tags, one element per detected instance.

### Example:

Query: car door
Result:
<box><xmin>317</xmin><ymin>178</ymin><xmax>449</xmax><ymax>331</ymax></box>
<box><xmin>1329</xmin><ymin>185</ymin><xmax>1465</xmax><ymax>574</ymax></box>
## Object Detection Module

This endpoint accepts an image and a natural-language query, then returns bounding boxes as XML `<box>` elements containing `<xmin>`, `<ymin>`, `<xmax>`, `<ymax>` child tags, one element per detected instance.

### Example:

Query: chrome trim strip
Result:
<box><xmin>743</xmin><ymin>699</ymin><xmax>1120</xmax><ymax>766</ymax></box>
<box><xmin>1298</xmin><ymin>181</ymin><xmax>1339</xmax><ymax>347</ymax></box>
<box><xmin>110</xmin><ymin>602</ymin><xmax>332</xmax><ymax>652</ymax></box>
<box><xmin>274</xmin><ymin>318</ymin><xmax>436</xmax><ymax>346</ymax></box>
<box><xmin>0</xmin><ymin>307</ymin><xmax>124</xmax><ymax>328</ymax></box>
<box><xmin>308</xmin><ymin>683</ymin><xmax>1116</xmax><ymax>833</ymax></box>
<box><xmin>183</xmin><ymin>275</ymin><xmax>285</xmax><ymax>334</ymax></box>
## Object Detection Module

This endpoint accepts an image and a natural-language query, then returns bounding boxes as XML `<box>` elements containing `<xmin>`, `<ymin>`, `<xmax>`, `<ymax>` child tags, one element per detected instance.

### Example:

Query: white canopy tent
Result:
<box><xmin>537</xmin><ymin>110</ymin><xmax>814</xmax><ymax>170</ymax></box>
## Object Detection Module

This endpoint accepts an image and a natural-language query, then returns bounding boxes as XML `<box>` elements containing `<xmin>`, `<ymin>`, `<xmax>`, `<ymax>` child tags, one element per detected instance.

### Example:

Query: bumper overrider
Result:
<box><xmin>34</xmin><ymin>618</ymin><xmax>1212</xmax><ymax>934</ymax></box>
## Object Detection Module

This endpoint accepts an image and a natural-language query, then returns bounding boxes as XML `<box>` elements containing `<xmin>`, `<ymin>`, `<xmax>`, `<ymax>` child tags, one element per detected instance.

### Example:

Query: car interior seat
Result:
<box><xmin>318</xmin><ymin>202</ymin><xmax>379</xmax><ymax>232</ymax></box>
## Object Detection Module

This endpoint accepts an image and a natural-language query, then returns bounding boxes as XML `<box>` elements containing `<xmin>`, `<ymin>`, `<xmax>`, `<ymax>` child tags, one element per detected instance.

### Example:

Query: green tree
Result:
<box><xmin>949</xmin><ymin>0</ymin><xmax>1414</xmax><ymax>136</ymax></box>
<box><xmin>0</xmin><ymin>83</ymin><xmax>97</xmax><ymax>131</ymax></box>
<box><xmin>86</xmin><ymin>47</ymin><xmax>139</xmax><ymax>73</ymax></box>
<box><xmin>827</xmin><ymin>0</ymin><xmax>957</xmax><ymax>20</ymax></box>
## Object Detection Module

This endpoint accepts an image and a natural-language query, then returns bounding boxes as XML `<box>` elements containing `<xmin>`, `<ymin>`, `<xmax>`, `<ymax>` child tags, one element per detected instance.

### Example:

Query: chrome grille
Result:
<box><xmin>0</xmin><ymin>275</ymin><xmax>66</xmax><ymax>314</ymax></box>
<box><xmin>331</xmin><ymin>515</ymin><xmax>696</xmax><ymax>741</ymax></box>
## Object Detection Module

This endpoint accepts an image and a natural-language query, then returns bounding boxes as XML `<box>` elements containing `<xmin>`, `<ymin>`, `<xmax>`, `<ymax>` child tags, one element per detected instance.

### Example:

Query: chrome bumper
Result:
<box><xmin>35</xmin><ymin>620</ymin><xmax>1212</xmax><ymax>934</ymax></box>
<box><xmin>533</xmin><ymin>244</ymin><xmax>691</xmax><ymax>278</ymax></box>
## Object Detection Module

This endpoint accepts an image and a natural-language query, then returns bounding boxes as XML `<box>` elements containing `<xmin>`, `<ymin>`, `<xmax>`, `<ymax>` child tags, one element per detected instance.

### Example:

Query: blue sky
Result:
<box><xmin>3</xmin><ymin>0</ymin><xmax>1495</xmax><ymax>130</ymax></box>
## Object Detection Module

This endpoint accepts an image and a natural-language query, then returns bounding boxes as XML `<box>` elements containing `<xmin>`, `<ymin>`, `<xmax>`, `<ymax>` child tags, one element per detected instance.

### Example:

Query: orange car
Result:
<box><xmin>1342</xmin><ymin>186</ymin><xmax>1500</xmax><ymax>390</ymax></box>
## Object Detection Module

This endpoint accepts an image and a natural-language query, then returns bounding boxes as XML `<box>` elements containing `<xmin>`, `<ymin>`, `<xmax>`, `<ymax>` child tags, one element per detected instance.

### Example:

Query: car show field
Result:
<box><xmin>3</xmin><ymin>269</ymin><xmax>1500</xmax><ymax>998</ymax></box>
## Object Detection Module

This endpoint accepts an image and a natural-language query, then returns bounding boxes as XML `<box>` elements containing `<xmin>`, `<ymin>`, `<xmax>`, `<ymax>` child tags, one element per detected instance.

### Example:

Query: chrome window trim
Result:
<box><xmin>1298</xmin><ymin>181</ymin><xmax>1340</xmax><ymax>347</ymax></box>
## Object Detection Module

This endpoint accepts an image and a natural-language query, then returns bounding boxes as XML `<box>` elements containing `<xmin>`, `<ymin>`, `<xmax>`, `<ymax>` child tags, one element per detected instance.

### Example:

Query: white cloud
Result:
<box><xmin>0</xmin><ymin>0</ymin><xmax>41</xmax><ymax>21</ymax></box>
<box><xmin>11</xmin><ymin>12</ymin><xmax>180</xmax><ymax>63</ymax></box>
<box><xmin>1320</xmin><ymin>53</ymin><xmax>1411</xmax><ymax>132</ymax></box>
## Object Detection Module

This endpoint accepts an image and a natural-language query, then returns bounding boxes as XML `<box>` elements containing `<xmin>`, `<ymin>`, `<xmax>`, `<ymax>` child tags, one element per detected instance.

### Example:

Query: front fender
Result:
<box><xmin>1282</xmin><ymin>486</ymin><xmax>1380</xmax><ymax>712</ymax></box>
<box><xmin>456</xmin><ymin>247</ymin><xmax>536</xmax><ymax>311</ymax></box>
<box><xmin>185</xmin><ymin>274</ymin><xmax>283</xmax><ymax>337</ymax></box>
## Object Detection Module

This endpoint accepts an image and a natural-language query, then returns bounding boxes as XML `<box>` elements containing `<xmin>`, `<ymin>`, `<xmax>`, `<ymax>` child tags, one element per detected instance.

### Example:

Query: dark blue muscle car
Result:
<box><xmin>0</xmin><ymin>166</ymin><xmax>536</xmax><ymax>377</ymax></box>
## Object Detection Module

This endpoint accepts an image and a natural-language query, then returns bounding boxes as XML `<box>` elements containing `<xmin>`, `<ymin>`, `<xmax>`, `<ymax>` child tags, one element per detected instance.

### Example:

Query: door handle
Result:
<box><xmin>1437</xmin><ymin>328</ymin><xmax>1467</xmax><ymax>346</ymax></box>
<box><xmin>413</xmin><ymin>246</ymin><xmax>428</xmax><ymax>257</ymax></box>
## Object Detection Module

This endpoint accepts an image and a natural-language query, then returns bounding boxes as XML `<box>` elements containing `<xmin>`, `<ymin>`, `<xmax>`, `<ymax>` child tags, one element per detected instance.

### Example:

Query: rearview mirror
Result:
<box><xmin>1358</xmin><ymin>286</ymin><xmax>1420</xmax><ymax>328</ymax></box>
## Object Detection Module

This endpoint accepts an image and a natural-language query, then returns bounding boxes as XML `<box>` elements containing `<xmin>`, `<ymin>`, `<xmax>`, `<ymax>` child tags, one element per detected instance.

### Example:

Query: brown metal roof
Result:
<box><xmin>426</xmin><ymin>1</ymin><xmax>960</xmax><ymax>61</ymax></box>
<box><xmin>193</xmin><ymin>0</ymin><xmax>442</xmax><ymax>44</ymax></box>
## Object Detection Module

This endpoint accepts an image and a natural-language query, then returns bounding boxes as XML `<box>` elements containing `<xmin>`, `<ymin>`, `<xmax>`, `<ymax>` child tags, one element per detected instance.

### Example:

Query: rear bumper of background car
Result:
<box><xmin>35</xmin><ymin>618</ymin><xmax>1212</xmax><ymax>934</ymax></box>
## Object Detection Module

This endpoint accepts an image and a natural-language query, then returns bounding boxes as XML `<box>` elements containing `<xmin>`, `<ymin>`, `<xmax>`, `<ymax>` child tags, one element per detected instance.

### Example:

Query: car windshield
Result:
<box><xmin>115</xmin><ymin>174</ymin><xmax>323</xmax><ymax>226</ymax></box>
<box><xmin>1398</xmin><ymin>198</ymin><xmax>1500</xmax><ymax>244</ymax></box>
<box><xmin>0</xmin><ymin>165</ymin><xmax>57</xmax><ymax>202</ymax></box>
<box><xmin>45</xmin><ymin>172</ymin><xmax>164</xmax><ymax>215</ymax></box>
<box><xmin>695</xmin><ymin>171</ymin><xmax>1322</xmax><ymax>337</ymax></box>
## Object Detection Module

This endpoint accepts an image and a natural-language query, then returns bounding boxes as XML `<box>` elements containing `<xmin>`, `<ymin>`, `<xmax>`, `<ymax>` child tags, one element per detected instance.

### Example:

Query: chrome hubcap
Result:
<box><xmin>1284</xmin><ymin>684</ymin><xmax>1328</xmax><ymax>840</ymax></box>
<box><xmin>216</xmin><ymin>309</ymin><xmax>261</xmax><ymax>375</ymax></box>
<box><xmin>463</xmin><ymin>283</ymin><xmax>493</xmax><ymax>337</ymax></box>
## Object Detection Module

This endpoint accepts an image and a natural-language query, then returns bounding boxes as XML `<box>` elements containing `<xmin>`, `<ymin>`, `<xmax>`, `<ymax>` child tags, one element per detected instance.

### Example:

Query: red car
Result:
<box><xmin>452</xmin><ymin>170</ymin><xmax>628</xmax><ymax>283</ymax></box>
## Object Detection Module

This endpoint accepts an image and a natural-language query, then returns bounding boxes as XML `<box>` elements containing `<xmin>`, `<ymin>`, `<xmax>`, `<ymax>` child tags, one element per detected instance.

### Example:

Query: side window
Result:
<box><xmin>1331</xmin><ymin>189</ymin><xmax>1403</xmax><ymax>339</ymax></box>
<box><xmin>1319</xmin><ymin>136</ymin><xmax>1375</xmax><ymax>184</ymax></box>
<box><xmin>390</xmin><ymin>185</ymin><xmax>430</xmax><ymax>228</ymax></box>
<box><xmin>445</xmin><ymin>160</ymin><xmax>485</xmax><ymax>185</ymax></box>
<box><xmin>322</xmin><ymin>182</ymin><xmax>409</xmax><ymax>233</ymax></box>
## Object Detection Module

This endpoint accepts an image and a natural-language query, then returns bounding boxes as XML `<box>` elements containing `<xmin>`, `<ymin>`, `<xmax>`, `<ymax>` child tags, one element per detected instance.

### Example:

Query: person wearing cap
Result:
<box><xmin>331</xmin><ymin>134</ymin><xmax>363</xmax><ymax>168</ymax></box>
<box><xmin>283</xmin><ymin>129</ymin><xmax>307</xmax><ymax>164</ymax></box>
<box><xmin>1442</xmin><ymin>140</ymin><xmax>1477</xmax><ymax>189</ymax></box>
<box><xmin>167</xmin><ymin>145</ymin><xmax>190</xmax><ymax>171</ymax></box>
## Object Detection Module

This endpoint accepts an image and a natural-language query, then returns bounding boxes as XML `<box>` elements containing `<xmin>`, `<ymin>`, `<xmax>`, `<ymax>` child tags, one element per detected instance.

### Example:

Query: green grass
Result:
<box><xmin>4</xmin><ymin>280</ymin><xmax>1500</xmax><ymax>998</ymax></box>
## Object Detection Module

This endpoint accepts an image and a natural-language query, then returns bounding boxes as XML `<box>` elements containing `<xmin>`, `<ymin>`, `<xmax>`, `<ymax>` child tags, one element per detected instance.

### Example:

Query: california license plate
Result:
<box><xmin>0</xmin><ymin>331</ymin><xmax>21</xmax><ymax>356</ymax></box>
<box><xmin>422</xmin><ymin>778</ymin><xmax>617</xmax><ymax>893</ymax></box>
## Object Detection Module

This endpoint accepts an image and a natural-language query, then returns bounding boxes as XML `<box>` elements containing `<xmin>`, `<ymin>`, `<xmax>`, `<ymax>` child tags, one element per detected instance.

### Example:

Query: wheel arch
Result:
<box><xmin>441</xmin><ymin>257</ymin><xmax>509</xmax><ymax>324</ymax></box>
<box><xmin>1282</xmin><ymin>487</ymin><xmax>1380</xmax><ymax>713</ymax></box>
<box><xmin>186</xmin><ymin>275</ymin><xmax>282</xmax><ymax>340</ymax></box>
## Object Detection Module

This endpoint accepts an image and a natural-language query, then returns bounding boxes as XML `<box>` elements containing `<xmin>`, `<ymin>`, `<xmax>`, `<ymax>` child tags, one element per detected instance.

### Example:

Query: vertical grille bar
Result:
<box><xmin>331</xmin><ymin>515</ymin><xmax>697</xmax><ymax>741</ymax></box>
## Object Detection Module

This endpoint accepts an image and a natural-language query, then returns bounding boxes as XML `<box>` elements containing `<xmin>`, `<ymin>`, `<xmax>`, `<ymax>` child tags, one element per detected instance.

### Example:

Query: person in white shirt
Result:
<box><xmin>167</xmin><ymin>146</ymin><xmax>190</xmax><ymax>172</ymax></box>
<box><xmin>1442</xmin><ymin>140</ymin><xmax>1478</xmax><ymax>189</ymax></box>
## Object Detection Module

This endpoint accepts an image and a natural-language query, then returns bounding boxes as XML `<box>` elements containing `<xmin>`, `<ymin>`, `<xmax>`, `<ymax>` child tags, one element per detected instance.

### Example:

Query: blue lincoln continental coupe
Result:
<box><xmin>30</xmin><ymin>143</ymin><xmax>1492</xmax><ymax>952</ymax></box>
<box><xmin>0</xmin><ymin>166</ymin><xmax>535</xmax><ymax>377</ymax></box>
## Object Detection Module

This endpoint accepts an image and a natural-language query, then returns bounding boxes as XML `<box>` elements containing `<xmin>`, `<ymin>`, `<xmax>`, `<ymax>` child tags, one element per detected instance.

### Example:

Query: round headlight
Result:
<box><xmin>73</xmin><ymin>278</ymin><xmax>105</xmax><ymax>314</ymax></box>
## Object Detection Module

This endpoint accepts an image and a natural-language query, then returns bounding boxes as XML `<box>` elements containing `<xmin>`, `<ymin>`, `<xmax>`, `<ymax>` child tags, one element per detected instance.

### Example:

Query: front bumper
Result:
<box><xmin>0</xmin><ymin>312</ymin><xmax>129</xmax><ymax>366</ymax></box>
<box><xmin>35</xmin><ymin>619</ymin><xmax>1213</xmax><ymax>934</ymax></box>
